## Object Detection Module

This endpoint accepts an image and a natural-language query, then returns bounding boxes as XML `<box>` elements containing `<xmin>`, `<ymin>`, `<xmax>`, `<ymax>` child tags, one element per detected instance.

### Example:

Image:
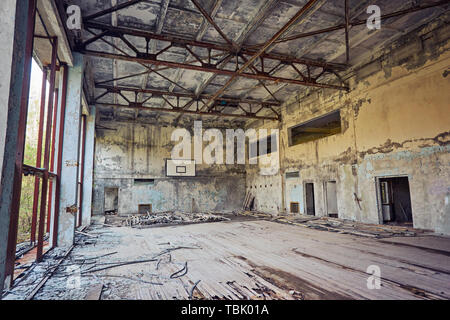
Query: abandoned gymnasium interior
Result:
<box><xmin>0</xmin><ymin>0</ymin><xmax>449</xmax><ymax>302</ymax></box>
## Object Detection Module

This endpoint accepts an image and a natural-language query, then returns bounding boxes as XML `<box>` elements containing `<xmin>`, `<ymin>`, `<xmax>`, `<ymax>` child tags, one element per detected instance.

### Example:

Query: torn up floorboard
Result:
<box><xmin>236</xmin><ymin>210</ymin><xmax>430</xmax><ymax>238</ymax></box>
<box><xmin>3</xmin><ymin>219</ymin><xmax>450</xmax><ymax>300</ymax></box>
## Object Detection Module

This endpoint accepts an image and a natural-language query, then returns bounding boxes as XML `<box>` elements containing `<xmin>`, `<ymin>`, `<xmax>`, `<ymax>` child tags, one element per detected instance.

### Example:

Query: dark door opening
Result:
<box><xmin>379</xmin><ymin>177</ymin><xmax>413</xmax><ymax>226</ymax></box>
<box><xmin>138</xmin><ymin>204</ymin><xmax>152</xmax><ymax>215</ymax></box>
<box><xmin>104</xmin><ymin>187</ymin><xmax>118</xmax><ymax>215</ymax></box>
<box><xmin>290</xmin><ymin>202</ymin><xmax>299</xmax><ymax>214</ymax></box>
<box><xmin>305</xmin><ymin>183</ymin><xmax>315</xmax><ymax>216</ymax></box>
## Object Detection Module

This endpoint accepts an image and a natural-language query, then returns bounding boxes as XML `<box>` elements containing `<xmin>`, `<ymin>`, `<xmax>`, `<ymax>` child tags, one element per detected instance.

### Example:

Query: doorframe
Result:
<box><xmin>303</xmin><ymin>180</ymin><xmax>315</xmax><ymax>216</ymax></box>
<box><xmin>323</xmin><ymin>180</ymin><xmax>338</xmax><ymax>217</ymax></box>
<box><xmin>103</xmin><ymin>186</ymin><xmax>119</xmax><ymax>214</ymax></box>
<box><xmin>374</xmin><ymin>174</ymin><xmax>411</xmax><ymax>225</ymax></box>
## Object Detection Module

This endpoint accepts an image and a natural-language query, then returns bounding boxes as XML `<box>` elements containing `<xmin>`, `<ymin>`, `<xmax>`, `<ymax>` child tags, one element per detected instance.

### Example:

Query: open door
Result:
<box><xmin>326</xmin><ymin>181</ymin><xmax>338</xmax><ymax>218</ymax></box>
<box><xmin>104</xmin><ymin>187</ymin><xmax>119</xmax><ymax>215</ymax></box>
<box><xmin>305</xmin><ymin>183</ymin><xmax>315</xmax><ymax>215</ymax></box>
<box><xmin>379</xmin><ymin>177</ymin><xmax>413</xmax><ymax>226</ymax></box>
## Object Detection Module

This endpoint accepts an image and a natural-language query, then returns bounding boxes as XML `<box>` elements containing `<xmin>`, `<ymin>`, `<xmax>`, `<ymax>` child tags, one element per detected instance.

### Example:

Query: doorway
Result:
<box><xmin>326</xmin><ymin>181</ymin><xmax>338</xmax><ymax>218</ymax></box>
<box><xmin>104</xmin><ymin>187</ymin><xmax>119</xmax><ymax>215</ymax></box>
<box><xmin>379</xmin><ymin>177</ymin><xmax>413</xmax><ymax>226</ymax></box>
<box><xmin>305</xmin><ymin>183</ymin><xmax>315</xmax><ymax>216</ymax></box>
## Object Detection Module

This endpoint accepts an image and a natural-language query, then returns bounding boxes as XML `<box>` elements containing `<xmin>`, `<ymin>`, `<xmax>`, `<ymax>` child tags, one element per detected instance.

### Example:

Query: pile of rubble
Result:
<box><xmin>124</xmin><ymin>211</ymin><xmax>230</xmax><ymax>227</ymax></box>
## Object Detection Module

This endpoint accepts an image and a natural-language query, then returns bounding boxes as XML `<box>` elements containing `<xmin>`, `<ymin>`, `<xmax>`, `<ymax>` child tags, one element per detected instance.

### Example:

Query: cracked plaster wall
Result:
<box><xmin>246</xmin><ymin>20</ymin><xmax>450</xmax><ymax>234</ymax></box>
<box><xmin>93</xmin><ymin>122</ymin><xmax>246</xmax><ymax>215</ymax></box>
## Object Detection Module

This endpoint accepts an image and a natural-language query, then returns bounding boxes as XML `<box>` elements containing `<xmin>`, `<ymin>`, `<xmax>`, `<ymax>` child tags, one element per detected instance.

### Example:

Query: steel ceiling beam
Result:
<box><xmin>168</xmin><ymin>0</ymin><xmax>225</xmax><ymax>122</ymax></box>
<box><xmin>82</xmin><ymin>21</ymin><xmax>347</xmax><ymax>71</ymax></box>
<box><xmin>95</xmin><ymin>84</ymin><xmax>282</xmax><ymax>106</ymax></box>
<box><xmin>83</xmin><ymin>0</ymin><xmax>144</xmax><ymax>22</ymax></box>
<box><xmin>240</xmin><ymin>0</ymin><xmax>448</xmax><ymax>105</ymax></box>
<box><xmin>203</xmin><ymin>0</ymin><xmax>323</xmax><ymax>108</ymax></box>
<box><xmin>190</xmin><ymin>0</ymin><xmax>234</xmax><ymax>47</ymax></box>
<box><xmin>80</xmin><ymin>49</ymin><xmax>348</xmax><ymax>91</ymax></box>
<box><xmin>139</xmin><ymin>0</ymin><xmax>170</xmax><ymax>108</ymax></box>
<box><xmin>96</xmin><ymin>102</ymin><xmax>280</xmax><ymax>121</ymax></box>
<box><xmin>253</xmin><ymin>0</ymin><xmax>450</xmax><ymax>46</ymax></box>
<box><xmin>194</xmin><ymin>0</ymin><xmax>280</xmax><ymax>115</ymax></box>
<box><xmin>236</xmin><ymin>0</ymin><xmax>366</xmax><ymax>108</ymax></box>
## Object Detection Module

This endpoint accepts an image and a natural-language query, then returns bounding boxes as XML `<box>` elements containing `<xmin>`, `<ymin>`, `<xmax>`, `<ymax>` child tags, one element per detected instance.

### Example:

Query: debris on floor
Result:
<box><xmin>2</xmin><ymin>246</ymin><xmax>73</xmax><ymax>300</ymax></box>
<box><xmin>3</xmin><ymin>218</ymin><xmax>449</xmax><ymax>300</ymax></box>
<box><xmin>105</xmin><ymin>211</ymin><xmax>231</xmax><ymax>227</ymax></box>
<box><xmin>3</xmin><ymin>223</ymin><xmax>204</xmax><ymax>300</ymax></box>
<box><xmin>15</xmin><ymin>242</ymin><xmax>36</xmax><ymax>259</ymax></box>
<box><xmin>235</xmin><ymin>210</ymin><xmax>428</xmax><ymax>238</ymax></box>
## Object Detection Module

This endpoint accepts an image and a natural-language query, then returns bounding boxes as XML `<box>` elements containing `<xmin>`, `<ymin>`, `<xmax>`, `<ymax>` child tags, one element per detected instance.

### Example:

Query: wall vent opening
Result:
<box><xmin>134</xmin><ymin>179</ymin><xmax>155</xmax><ymax>185</ymax></box>
<box><xmin>249</xmin><ymin>133</ymin><xmax>278</xmax><ymax>158</ymax></box>
<box><xmin>286</xmin><ymin>171</ymin><xmax>300</xmax><ymax>179</ymax></box>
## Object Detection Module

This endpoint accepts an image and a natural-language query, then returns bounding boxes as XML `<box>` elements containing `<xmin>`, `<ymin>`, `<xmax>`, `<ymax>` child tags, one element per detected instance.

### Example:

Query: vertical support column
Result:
<box><xmin>47</xmin><ymin>88</ymin><xmax>60</xmax><ymax>233</ymax></box>
<box><xmin>57</xmin><ymin>53</ymin><xmax>83</xmax><ymax>248</ymax></box>
<box><xmin>81</xmin><ymin>107</ymin><xmax>96</xmax><ymax>227</ymax></box>
<box><xmin>36</xmin><ymin>38</ymin><xmax>58</xmax><ymax>262</ymax></box>
<box><xmin>0</xmin><ymin>0</ymin><xmax>36</xmax><ymax>292</ymax></box>
<box><xmin>50</xmin><ymin>64</ymin><xmax>69</xmax><ymax>248</ymax></box>
<box><xmin>78</xmin><ymin>115</ymin><xmax>87</xmax><ymax>227</ymax></box>
<box><xmin>30</xmin><ymin>67</ymin><xmax>47</xmax><ymax>244</ymax></box>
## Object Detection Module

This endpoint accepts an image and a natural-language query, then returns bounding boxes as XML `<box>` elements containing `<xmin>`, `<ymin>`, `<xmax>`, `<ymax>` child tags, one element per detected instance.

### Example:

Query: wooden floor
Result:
<box><xmin>31</xmin><ymin>218</ymin><xmax>450</xmax><ymax>300</ymax></box>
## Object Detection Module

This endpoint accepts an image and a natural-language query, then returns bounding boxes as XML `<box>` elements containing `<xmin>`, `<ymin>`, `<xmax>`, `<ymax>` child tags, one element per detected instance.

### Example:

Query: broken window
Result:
<box><xmin>288</xmin><ymin>110</ymin><xmax>342</xmax><ymax>146</ymax></box>
<box><xmin>249</xmin><ymin>133</ymin><xmax>278</xmax><ymax>157</ymax></box>
<box><xmin>286</xmin><ymin>171</ymin><xmax>300</xmax><ymax>179</ymax></box>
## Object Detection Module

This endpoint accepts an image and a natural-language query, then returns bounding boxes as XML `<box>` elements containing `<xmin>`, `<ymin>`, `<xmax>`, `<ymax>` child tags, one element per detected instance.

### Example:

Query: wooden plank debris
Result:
<box><xmin>25</xmin><ymin>245</ymin><xmax>74</xmax><ymax>300</ymax></box>
<box><xmin>85</xmin><ymin>284</ymin><xmax>104</xmax><ymax>300</ymax></box>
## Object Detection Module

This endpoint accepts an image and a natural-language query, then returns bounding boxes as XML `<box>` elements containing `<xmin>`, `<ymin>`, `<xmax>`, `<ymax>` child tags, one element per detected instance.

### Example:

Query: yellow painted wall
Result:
<box><xmin>246</xmin><ymin>23</ymin><xmax>450</xmax><ymax>234</ymax></box>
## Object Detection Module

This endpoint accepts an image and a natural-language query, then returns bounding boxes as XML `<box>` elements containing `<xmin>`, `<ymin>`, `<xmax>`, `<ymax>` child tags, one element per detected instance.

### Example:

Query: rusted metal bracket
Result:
<box><xmin>66</xmin><ymin>205</ymin><xmax>78</xmax><ymax>214</ymax></box>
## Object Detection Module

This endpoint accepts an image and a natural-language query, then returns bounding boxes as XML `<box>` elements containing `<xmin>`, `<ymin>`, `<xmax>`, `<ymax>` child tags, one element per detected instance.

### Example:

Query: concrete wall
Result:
<box><xmin>93</xmin><ymin>122</ymin><xmax>246</xmax><ymax>215</ymax></box>
<box><xmin>0</xmin><ymin>0</ymin><xmax>17</xmax><ymax>181</ymax></box>
<box><xmin>246</xmin><ymin>20</ymin><xmax>450</xmax><ymax>234</ymax></box>
<box><xmin>244</xmin><ymin>122</ymin><xmax>284</xmax><ymax>215</ymax></box>
<box><xmin>81</xmin><ymin>107</ymin><xmax>96</xmax><ymax>226</ymax></box>
<box><xmin>57</xmin><ymin>53</ymin><xmax>83</xmax><ymax>247</ymax></box>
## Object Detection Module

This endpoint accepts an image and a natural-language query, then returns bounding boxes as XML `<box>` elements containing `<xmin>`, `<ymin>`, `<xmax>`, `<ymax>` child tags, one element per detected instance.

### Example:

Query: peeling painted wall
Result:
<box><xmin>93</xmin><ymin>122</ymin><xmax>246</xmax><ymax>215</ymax></box>
<box><xmin>245</xmin><ymin>122</ymin><xmax>284</xmax><ymax>215</ymax></box>
<box><xmin>246</xmin><ymin>21</ymin><xmax>450</xmax><ymax>235</ymax></box>
<box><xmin>0</xmin><ymin>0</ymin><xmax>16</xmax><ymax>180</ymax></box>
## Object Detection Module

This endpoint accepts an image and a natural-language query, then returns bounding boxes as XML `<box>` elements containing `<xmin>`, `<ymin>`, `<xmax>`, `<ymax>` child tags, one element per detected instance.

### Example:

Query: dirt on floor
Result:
<box><xmin>3</xmin><ymin>213</ymin><xmax>449</xmax><ymax>300</ymax></box>
<box><xmin>236</xmin><ymin>210</ymin><xmax>430</xmax><ymax>238</ymax></box>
